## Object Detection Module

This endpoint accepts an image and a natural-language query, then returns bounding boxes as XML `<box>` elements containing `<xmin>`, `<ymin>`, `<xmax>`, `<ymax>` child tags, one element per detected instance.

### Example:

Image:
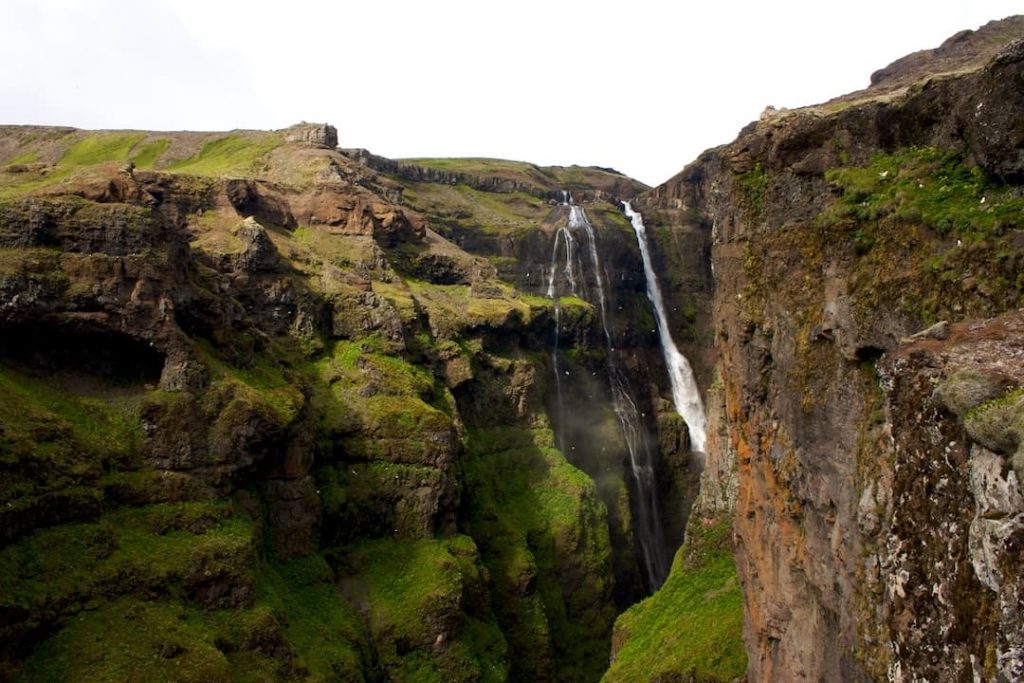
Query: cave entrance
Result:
<box><xmin>0</xmin><ymin>321</ymin><xmax>165</xmax><ymax>388</ymax></box>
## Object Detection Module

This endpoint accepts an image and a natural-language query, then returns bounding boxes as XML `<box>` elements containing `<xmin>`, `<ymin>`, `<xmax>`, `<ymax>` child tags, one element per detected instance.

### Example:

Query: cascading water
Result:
<box><xmin>547</xmin><ymin>198</ymin><xmax>670</xmax><ymax>590</ymax></box>
<box><xmin>546</xmin><ymin>225</ymin><xmax>577</xmax><ymax>454</ymax></box>
<box><xmin>623</xmin><ymin>201</ymin><xmax>707</xmax><ymax>453</ymax></box>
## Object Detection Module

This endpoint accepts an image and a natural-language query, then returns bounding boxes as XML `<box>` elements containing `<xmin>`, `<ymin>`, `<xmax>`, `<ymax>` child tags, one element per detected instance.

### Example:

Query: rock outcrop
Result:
<box><xmin>640</xmin><ymin>15</ymin><xmax>1024</xmax><ymax>683</ymax></box>
<box><xmin>283</xmin><ymin>122</ymin><xmax>338</xmax><ymax>149</ymax></box>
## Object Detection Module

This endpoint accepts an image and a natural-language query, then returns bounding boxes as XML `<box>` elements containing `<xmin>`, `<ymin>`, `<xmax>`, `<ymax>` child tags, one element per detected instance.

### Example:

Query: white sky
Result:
<box><xmin>1</xmin><ymin>1</ymin><xmax>1021</xmax><ymax>186</ymax></box>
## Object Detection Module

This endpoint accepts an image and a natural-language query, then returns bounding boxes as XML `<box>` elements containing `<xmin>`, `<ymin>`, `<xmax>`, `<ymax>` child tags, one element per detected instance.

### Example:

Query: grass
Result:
<box><xmin>0</xmin><ymin>360</ymin><xmax>147</xmax><ymax>509</ymax></box>
<box><xmin>312</xmin><ymin>335</ymin><xmax>457</xmax><ymax>465</ymax></box>
<box><xmin>824</xmin><ymin>146</ymin><xmax>1024</xmax><ymax>242</ymax></box>
<box><xmin>5</xmin><ymin>150</ymin><xmax>40</xmax><ymax>165</ymax></box>
<box><xmin>603</xmin><ymin>521</ymin><xmax>746</xmax><ymax>682</ymax></box>
<box><xmin>167</xmin><ymin>133</ymin><xmax>283</xmax><ymax>177</ymax></box>
<box><xmin>255</xmin><ymin>555</ymin><xmax>372</xmax><ymax>681</ymax></box>
<box><xmin>0</xmin><ymin>246</ymin><xmax>62</xmax><ymax>275</ymax></box>
<box><xmin>0</xmin><ymin>132</ymin><xmax>164</xmax><ymax>199</ymax></box>
<box><xmin>130</xmin><ymin>139</ymin><xmax>171</xmax><ymax>169</ymax></box>
<box><xmin>402</xmin><ymin>157</ymin><xmax>541</xmax><ymax>175</ymax></box>
<box><xmin>8</xmin><ymin>521</ymin><xmax>368</xmax><ymax>682</ymax></box>
<box><xmin>399</xmin><ymin>182</ymin><xmax>550</xmax><ymax>237</ymax></box>
<box><xmin>400</xmin><ymin>279</ymin><xmax>535</xmax><ymax>339</ymax></box>
<box><xmin>293</xmin><ymin>226</ymin><xmax>376</xmax><ymax>270</ymax></box>
<box><xmin>738</xmin><ymin>162</ymin><xmax>768</xmax><ymax>212</ymax></box>
<box><xmin>17</xmin><ymin>598</ymin><xmax>235</xmax><ymax>683</ymax></box>
<box><xmin>60</xmin><ymin>133</ymin><xmax>145</xmax><ymax>166</ymax></box>
<box><xmin>0</xmin><ymin>361</ymin><xmax>144</xmax><ymax>462</ymax></box>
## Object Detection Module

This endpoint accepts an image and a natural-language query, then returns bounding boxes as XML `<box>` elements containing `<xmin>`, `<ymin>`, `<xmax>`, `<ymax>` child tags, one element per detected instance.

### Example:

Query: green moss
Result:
<box><xmin>603</xmin><ymin>521</ymin><xmax>746</xmax><ymax>683</ymax></box>
<box><xmin>463</xmin><ymin>427</ymin><xmax>615</xmax><ymax>682</ymax></box>
<box><xmin>0</xmin><ymin>247</ymin><xmax>62</xmax><ymax>275</ymax></box>
<box><xmin>398</xmin><ymin>180</ymin><xmax>548</xmax><ymax>239</ymax></box>
<box><xmin>17</xmin><ymin>599</ymin><xmax>234</xmax><ymax>683</ymax></box>
<box><xmin>561</xmin><ymin>294</ymin><xmax>591</xmax><ymax>308</ymax></box>
<box><xmin>0</xmin><ymin>362</ymin><xmax>143</xmax><ymax>462</ymax></box>
<box><xmin>825</xmin><ymin>146</ymin><xmax>1024</xmax><ymax>241</ymax></box>
<box><xmin>402</xmin><ymin>157</ymin><xmax>542</xmax><ymax>175</ymax></box>
<box><xmin>313</xmin><ymin>336</ymin><xmax>456</xmax><ymax>465</ymax></box>
<box><xmin>322</xmin><ymin>336</ymin><xmax>434</xmax><ymax>398</ymax></box>
<box><xmin>255</xmin><ymin>555</ymin><xmax>372</xmax><ymax>681</ymax></box>
<box><xmin>292</xmin><ymin>225</ymin><xmax>368</xmax><ymax>268</ymax></box>
<box><xmin>402</xmin><ymin>279</ymin><xmax>534</xmax><ymax>339</ymax></box>
<box><xmin>60</xmin><ymin>133</ymin><xmax>146</xmax><ymax>166</ymax></box>
<box><xmin>0</xmin><ymin>501</ymin><xmax>256</xmax><ymax>628</ymax></box>
<box><xmin>196</xmin><ymin>339</ymin><xmax>306</xmax><ymax>428</ymax></box>
<box><xmin>11</xmin><ymin>547</ymin><xmax>365</xmax><ymax>682</ymax></box>
<box><xmin>167</xmin><ymin>134</ymin><xmax>283</xmax><ymax>177</ymax></box>
<box><xmin>738</xmin><ymin>162</ymin><xmax>768</xmax><ymax>211</ymax></box>
<box><xmin>130</xmin><ymin>139</ymin><xmax>171</xmax><ymax>169</ymax></box>
<box><xmin>336</xmin><ymin>536</ymin><xmax>508</xmax><ymax>683</ymax></box>
<box><xmin>0</xmin><ymin>361</ymin><xmax>147</xmax><ymax>511</ymax></box>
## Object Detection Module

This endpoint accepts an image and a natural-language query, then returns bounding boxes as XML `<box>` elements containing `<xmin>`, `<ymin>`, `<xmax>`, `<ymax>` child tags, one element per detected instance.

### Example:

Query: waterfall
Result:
<box><xmin>546</xmin><ymin>227</ymin><xmax>577</xmax><ymax>454</ymax></box>
<box><xmin>550</xmin><ymin>199</ymin><xmax>669</xmax><ymax>590</ymax></box>
<box><xmin>623</xmin><ymin>201</ymin><xmax>708</xmax><ymax>454</ymax></box>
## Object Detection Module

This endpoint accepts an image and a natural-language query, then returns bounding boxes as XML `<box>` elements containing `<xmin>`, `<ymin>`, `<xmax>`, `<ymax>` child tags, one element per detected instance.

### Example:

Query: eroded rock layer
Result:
<box><xmin>639</xmin><ymin>16</ymin><xmax>1024</xmax><ymax>682</ymax></box>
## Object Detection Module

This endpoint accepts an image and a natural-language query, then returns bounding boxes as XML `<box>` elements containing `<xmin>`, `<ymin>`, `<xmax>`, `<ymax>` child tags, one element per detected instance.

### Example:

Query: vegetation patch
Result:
<box><xmin>130</xmin><ymin>139</ymin><xmax>171</xmax><ymax>169</ymax></box>
<box><xmin>603</xmin><ymin>520</ymin><xmax>746</xmax><ymax>683</ymax></box>
<box><xmin>824</xmin><ymin>146</ymin><xmax>1024</xmax><ymax>242</ymax></box>
<box><xmin>167</xmin><ymin>134</ymin><xmax>283</xmax><ymax>178</ymax></box>
<box><xmin>5</xmin><ymin>150</ymin><xmax>40</xmax><ymax>165</ymax></box>
<box><xmin>738</xmin><ymin>162</ymin><xmax>768</xmax><ymax>212</ymax></box>
<box><xmin>0</xmin><ymin>501</ymin><xmax>256</xmax><ymax>636</ymax></box>
<box><xmin>254</xmin><ymin>554</ymin><xmax>373</xmax><ymax>680</ymax></box>
<box><xmin>60</xmin><ymin>133</ymin><xmax>145</xmax><ymax>167</ymax></box>
<box><xmin>16</xmin><ymin>598</ymin><xmax>234</xmax><ymax>683</ymax></box>
<box><xmin>0</xmin><ymin>360</ymin><xmax>146</xmax><ymax>516</ymax></box>
<box><xmin>335</xmin><ymin>536</ymin><xmax>508</xmax><ymax>683</ymax></box>
<box><xmin>463</xmin><ymin>426</ymin><xmax>615</xmax><ymax>682</ymax></box>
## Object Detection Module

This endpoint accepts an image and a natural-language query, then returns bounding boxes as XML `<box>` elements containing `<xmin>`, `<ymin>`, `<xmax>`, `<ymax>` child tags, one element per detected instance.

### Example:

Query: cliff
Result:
<box><xmin>634</xmin><ymin>15</ymin><xmax>1024</xmax><ymax>682</ymax></box>
<box><xmin>0</xmin><ymin>119</ymin><xmax>707</xmax><ymax>682</ymax></box>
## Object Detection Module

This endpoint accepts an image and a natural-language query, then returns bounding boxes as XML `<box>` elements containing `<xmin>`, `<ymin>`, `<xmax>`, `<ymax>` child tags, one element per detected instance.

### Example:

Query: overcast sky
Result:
<box><xmin>1</xmin><ymin>1</ymin><xmax>1021</xmax><ymax>186</ymax></box>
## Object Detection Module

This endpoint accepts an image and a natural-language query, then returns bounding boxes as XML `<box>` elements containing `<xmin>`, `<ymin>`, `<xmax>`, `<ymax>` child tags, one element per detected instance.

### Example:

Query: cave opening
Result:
<box><xmin>0</xmin><ymin>321</ymin><xmax>165</xmax><ymax>387</ymax></box>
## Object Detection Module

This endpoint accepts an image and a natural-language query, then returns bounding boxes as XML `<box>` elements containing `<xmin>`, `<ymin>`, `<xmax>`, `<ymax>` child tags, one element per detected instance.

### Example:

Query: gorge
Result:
<box><xmin>2</xmin><ymin>14</ymin><xmax>1024</xmax><ymax>683</ymax></box>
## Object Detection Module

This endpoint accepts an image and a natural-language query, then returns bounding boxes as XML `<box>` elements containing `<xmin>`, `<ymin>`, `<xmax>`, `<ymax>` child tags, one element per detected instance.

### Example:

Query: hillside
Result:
<box><xmin>0</xmin><ymin>119</ymin><xmax>705</xmax><ymax>682</ymax></box>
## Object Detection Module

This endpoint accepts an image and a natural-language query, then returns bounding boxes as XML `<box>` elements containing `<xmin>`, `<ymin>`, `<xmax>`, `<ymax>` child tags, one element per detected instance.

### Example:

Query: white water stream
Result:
<box><xmin>548</xmin><ymin>199</ymin><xmax>669</xmax><ymax>589</ymax></box>
<box><xmin>623</xmin><ymin>201</ymin><xmax>707</xmax><ymax>453</ymax></box>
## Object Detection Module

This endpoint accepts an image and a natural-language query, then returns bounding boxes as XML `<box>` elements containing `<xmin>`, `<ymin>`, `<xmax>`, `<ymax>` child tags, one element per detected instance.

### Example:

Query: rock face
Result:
<box><xmin>641</xmin><ymin>16</ymin><xmax>1024</xmax><ymax>683</ymax></box>
<box><xmin>284</xmin><ymin>122</ymin><xmax>338</xmax><ymax>148</ymax></box>
<box><xmin>0</xmin><ymin>124</ymin><xmax>671</xmax><ymax>682</ymax></box>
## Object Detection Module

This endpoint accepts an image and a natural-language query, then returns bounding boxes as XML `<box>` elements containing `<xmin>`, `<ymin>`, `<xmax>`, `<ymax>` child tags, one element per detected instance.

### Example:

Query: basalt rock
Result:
<box><xmin>640</xmin><ymin>15</ymin><xmax>1024</xmax><ymax>683</ymax></box>
<box><xmin>283</xmin><ymin>122</ymin><xmax>338</xmax><ymax>149</ymax></box>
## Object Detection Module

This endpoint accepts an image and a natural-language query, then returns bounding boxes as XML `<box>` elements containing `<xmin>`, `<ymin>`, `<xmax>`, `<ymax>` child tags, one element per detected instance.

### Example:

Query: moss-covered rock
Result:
<box><xmin>335</xmin><ymin>536</ymin><xmax>508</xmax><ymax>683</ymax></box>
<box><xmin>463</xmin><ymin>427</ymin><xmax>616</xmax><ymax>682</ymax></box>
<box><xmin>603</xmin><ymin>519</ymin><xmax>745</xmax><ymax>683</ymax></box>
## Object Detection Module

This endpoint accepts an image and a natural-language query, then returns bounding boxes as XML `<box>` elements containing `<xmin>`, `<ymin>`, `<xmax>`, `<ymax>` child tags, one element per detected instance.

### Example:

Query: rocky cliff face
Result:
<box><xmin>0</xmin><ymin>121</ymin><xmax>706</xmax><ymax>683</ymax></box>
<box><xmin>640</xmin><ymin>16</ymin><xmax>1024</xmax><ymax>682</ymax></box>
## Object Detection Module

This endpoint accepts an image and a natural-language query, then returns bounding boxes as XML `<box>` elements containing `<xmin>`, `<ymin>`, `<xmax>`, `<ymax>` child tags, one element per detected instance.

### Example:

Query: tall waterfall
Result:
<box><xmin>546</xmin><ymin>226</ymin><xmax>576</xmax><ymax>454</ymax></box>
<box><xmin>547</xmin><ymin>199</ymin><xmax>669</xmax><ymax>590</ymax></box>
<box><xmin>623</xmin><ymin>201</ymin><xmax>707</xmax><ymax>453</ymax></box>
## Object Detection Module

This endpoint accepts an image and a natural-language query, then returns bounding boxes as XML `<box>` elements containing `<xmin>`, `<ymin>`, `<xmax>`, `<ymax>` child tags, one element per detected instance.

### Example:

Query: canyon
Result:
<box><xmin>2</xmin><ymin>15</ymin><xmax>1024</xmax><ymax>683</ymax></box>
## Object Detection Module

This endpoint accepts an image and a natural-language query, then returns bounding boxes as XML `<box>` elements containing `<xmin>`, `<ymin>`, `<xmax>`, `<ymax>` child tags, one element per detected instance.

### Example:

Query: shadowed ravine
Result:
<box><xmin>546</xmin><ymin>196</ymin><xmax>676</xmax><ymax>591</ymax></box>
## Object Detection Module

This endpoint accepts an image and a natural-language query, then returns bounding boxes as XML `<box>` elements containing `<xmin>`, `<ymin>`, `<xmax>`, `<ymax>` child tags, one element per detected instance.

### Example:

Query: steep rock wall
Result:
<box><xmin>0</xmin><ymin>130</ymin><xmax>633</xmax><ymax>681</ymax></box>
<box><xmin>643</xmin><ymin>19</ymin><xmax>1024</xmax><ymax>682</ymax></box>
